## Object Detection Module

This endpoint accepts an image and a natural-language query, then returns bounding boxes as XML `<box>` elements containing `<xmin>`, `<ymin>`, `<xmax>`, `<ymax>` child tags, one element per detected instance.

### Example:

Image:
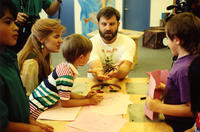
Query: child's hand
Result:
<box><xmin>146</xmin><ymin>97</ymin><xmax>162</xmax><ymax>113</ymax></box>
<box><xmin>89</xmin><ymin>94</ymin><xmax>104</xmax><ymax>105</ymax></box>
<box><xmin>31</xmin><ymin>120</ymin><xmax>54</xmax><ymax>132</ymax></box>
<box><xmin>37</xmin><ymin>123</ymin><xmax>54</xmax><ymax>132</ymax></box>
<box><xmin>30</xmin><ymin>117</ymin><xmax>54</xmax><ymax>132</ymax></box>
<box><xmin>156</xmin><ymin>82</ymin><xmax>166</xmax><ymax>90</ymax></box>
<box><xmin>29</xmin><ymin>125</ymin><xmax>46</xmax><ymax>132</ymax></box>
<box><xmin>86</xmin><ymin>90</ymin><xmax>97</xmax><ymax>98</ymax></box>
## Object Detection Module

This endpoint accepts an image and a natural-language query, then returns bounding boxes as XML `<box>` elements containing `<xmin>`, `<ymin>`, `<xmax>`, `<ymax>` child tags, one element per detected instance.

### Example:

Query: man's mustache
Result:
<box><xmin>105</xmin><ymin>30</ymin><xmax>112</xmax><ymax>34</ymax></box>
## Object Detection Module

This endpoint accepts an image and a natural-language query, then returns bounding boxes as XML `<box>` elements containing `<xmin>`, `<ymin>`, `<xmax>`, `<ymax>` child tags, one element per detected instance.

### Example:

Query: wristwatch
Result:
<box><xmin>57</xmin><ymin>0</ymin><xmax>62</xmax><ymax>3</ymax></box>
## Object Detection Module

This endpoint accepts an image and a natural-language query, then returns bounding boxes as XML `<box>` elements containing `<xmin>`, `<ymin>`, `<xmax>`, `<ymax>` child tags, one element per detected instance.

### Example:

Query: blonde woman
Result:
<box><xmin>18</xmin><ymin>18</ymin><xmax>66</xmax><ymax>96</ymax></box>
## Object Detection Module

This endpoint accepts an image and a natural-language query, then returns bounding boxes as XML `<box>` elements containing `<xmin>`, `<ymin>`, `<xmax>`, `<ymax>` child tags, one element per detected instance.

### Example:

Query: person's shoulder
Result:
<box><xmin>118</xmin><ymin>33</ymin><xmax>132</xmax><ymax>40</ymax></box>
<box><xmin>55</xmin><ymin>62</ymin><xmax>74</xmax><ymax>77</ymax></box>
<box><xmin>117</xmin><ymin>33</ymin><xmax>135</xmax><ymax>45</ymax></box>
<box><xmin>23</xmin><ymin>59</ymin><xmax>38</xmax><ymax>65</ymax></box>
<box><xmin>56</xmin><ymin>62</ymin><xmax>69</xmax><ymax>69</ymax></box>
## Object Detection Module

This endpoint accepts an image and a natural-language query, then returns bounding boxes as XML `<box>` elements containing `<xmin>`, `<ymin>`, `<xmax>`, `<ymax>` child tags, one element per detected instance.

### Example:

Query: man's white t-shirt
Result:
<box><xmin>88</xmin><ymin>33</ymin><xmax>136</xmax><ymax>67</ymax></box>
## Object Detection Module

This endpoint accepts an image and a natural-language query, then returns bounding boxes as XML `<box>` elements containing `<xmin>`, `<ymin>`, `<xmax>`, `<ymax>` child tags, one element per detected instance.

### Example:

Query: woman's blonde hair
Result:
<box><xmin>18</xmin><ymin>18</ymin><xmax>66</xmax><ymax>82</ymax></box>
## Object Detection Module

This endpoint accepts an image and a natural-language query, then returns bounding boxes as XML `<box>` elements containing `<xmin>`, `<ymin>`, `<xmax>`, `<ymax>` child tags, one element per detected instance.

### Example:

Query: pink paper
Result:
<box><xmin>145</xmin><ymin>70</ymin><xmax>169</xmax><ymax>120</ymax></box>
<box><xmin>66</xmin><ymin>110</ymin><xmax>127</xmax><ymax>132</ymax></box>
<box><xmin>147</xmin><ymin>75</ymin><xmax>156</xmax><ymax>99</ymax></box>
<box><xmin>160</xmin><ymin>70</ymin><xmax>169</xmax><ymax>84</ymax></box>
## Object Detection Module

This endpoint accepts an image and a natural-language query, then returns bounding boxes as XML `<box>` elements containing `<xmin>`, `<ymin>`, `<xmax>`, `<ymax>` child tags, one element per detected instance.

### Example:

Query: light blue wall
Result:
<box><xmin>50</xmin><ymin>1</ymin><xmax>75</xmax><ymax>36</ymax></box>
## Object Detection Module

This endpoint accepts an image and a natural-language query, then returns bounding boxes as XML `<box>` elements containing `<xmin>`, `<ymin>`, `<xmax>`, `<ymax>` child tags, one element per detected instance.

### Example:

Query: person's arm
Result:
<box><xmin>107</xmin><ymin>60</ymin><xmax>132</xmax><ymax>79</ymax></box>
<box><xmin>20</xmin><ymin>59</ymin><xmax>39</xmax><ymax>96</ymax></box>
<box><xmin>70</xmin><ymin>92</ymin><xmax>86</xmax><ymax>99</ymax></box>
<box><xmin>60</xmin><ymin>94</ymin><xmax>103</xmax><ymax>107</ymax></box>
<box><xmin>88</xmin><ymin>60</ymin><xmax>110</xmax><ymax>81</ymax></box>
<box><xmin>147</xmin><ymin>98</ymin><xmax>193</xmax><ymax>117</ymax></box>
<box><xmin>70</xmin><ymin>90</ymin><xmax>97</xmax><ymax>99</ymax></box>
<box><xmin>29</xmin><ymin>116</ymin><xmax>53</xmax><ymax>132</ymax></box>
<box><xmin>45</xmin><ymin>0</ymin><xmax>61</xmax><ymax>16</ymax></box>
<box><xmin>3</xmin><ymin>122</ymin><xmax>45</xmax><ymax>132</ymax></box>
<box><xmin>56</xmin><ymin>73</ymin><xmax>103</xmax><ymax>107</ymax></box>
<box><xmin>184</xmin><ymin>123</ymin><xmax>195</xmax><ymax>132</ymax></box>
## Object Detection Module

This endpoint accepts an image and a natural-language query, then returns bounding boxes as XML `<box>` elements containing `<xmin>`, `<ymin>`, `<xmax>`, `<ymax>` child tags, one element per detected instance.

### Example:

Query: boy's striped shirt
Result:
<box><xmin>29</xmin><ymin>62</ymin><xmax>79</xmax><ymax>119</ymax></box>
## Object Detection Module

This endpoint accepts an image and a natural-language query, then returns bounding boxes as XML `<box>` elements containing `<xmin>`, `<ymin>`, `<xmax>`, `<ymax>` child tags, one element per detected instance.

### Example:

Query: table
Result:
<box><xmin>87</xmin><ymin>29</ymin><xmax>144</xmax><ymax>69</ymax></box>
<box><xmin>38</xmin><ymin>77</ymin><xmax>173</xmax><ymax>132</ymax></box>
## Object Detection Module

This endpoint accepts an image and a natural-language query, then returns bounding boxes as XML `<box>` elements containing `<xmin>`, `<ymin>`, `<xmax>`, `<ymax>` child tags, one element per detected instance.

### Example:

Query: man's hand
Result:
<box><xmin>15</xmin><ymin>12</ymin><xmax>29</xmax><ymax>25</ymax></box>
<box><xmin>88</xmin><ymin>69</ymin><xmax>110</xmax><ymax>81</ymax></box>
<box><xmin>106</xmin><ymin>66</ymin><xmax>119</xmax><ymax>78</ymax></box>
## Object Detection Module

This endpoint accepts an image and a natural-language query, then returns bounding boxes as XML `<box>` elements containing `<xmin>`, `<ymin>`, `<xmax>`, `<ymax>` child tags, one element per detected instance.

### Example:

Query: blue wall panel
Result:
<box><xmin>50</xmin><ymin>0</ymin><xmax>75</xmax><ymax>37</ymax></box>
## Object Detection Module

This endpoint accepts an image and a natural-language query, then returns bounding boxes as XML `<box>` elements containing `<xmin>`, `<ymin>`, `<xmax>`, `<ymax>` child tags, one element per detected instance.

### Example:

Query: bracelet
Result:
<box><xmin>57</xmin><ymin>0</ymin><xmax>62</xmax><ymax>3</ymax></box>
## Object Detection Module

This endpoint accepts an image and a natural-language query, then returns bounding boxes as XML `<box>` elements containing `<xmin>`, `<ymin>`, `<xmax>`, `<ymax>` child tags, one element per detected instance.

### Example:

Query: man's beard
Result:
<box><xmin>99</xmin><ymin>29</ymin><xmax>118</xmax><ymax>41</ymax></box>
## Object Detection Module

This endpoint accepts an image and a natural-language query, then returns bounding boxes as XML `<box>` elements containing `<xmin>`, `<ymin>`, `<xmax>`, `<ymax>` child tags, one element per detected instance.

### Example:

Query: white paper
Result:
<box><xmin>38</xmin><ymin>104</ymin><xmax>81</xmax><ymax>121</ymax></box>
<box><xmin>84</xmin><ymin>93</ymin><xmax>132</xmax><ymax>115</ymax></box>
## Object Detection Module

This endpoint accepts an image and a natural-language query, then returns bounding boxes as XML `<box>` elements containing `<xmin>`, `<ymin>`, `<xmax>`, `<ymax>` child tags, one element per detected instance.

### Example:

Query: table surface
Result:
<box><xmin>38</xmin><ymin>78</ymin><xmax>173</xmax><ymax>132</ymax></box>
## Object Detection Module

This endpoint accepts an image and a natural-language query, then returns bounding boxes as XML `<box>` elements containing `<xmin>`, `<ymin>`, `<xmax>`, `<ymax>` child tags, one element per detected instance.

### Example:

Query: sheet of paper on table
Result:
<box><xmin>66</xmin><ymin>110</ymin><xmax>127</xmax><ymax>132</ymax></box>
<box><xmin>38</xmin><ymin>104</ymin><xmax>81</xmax><ymax>121</ymax></box>
<box><xmin>83</xmin><ymin>93</ymin><xmax>132</xmax><ymax>115</ymax></box>
<box><xmin>72</xmin><ymin>82</ymin><xmax>89</xmax><ymax>96</ymax></box>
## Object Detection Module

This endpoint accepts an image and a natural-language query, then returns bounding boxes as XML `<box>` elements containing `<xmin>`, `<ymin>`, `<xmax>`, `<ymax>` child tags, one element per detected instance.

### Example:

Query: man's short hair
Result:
<box><xmin>97</xmin><ymin>6</ymin><xmax>120</xmax><ymax>22</ymax></box>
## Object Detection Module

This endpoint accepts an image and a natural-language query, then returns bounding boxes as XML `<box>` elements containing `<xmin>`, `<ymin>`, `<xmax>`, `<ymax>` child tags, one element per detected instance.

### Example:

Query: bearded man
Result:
<box><xmin>88</xmin><ymin>6</ymin><xmax>136</xmax><ymax>81</ymax></box>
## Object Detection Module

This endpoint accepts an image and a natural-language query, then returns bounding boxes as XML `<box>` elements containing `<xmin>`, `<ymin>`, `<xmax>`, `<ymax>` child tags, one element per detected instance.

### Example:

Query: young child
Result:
<box><xmin>185</xmin><ymin>56</ymin><xmax>200</xmax><ymax>132</ymax></box>
<box><xmin>29</xmin><ymin>34</ymin><xmax>104</xmax><ymax>119</ymax></box>
<box><xmin>0</xmin><ymin>0</ymin><xmax>53</xmax><ymax>131</ymax></box>
<box><xmin>147</xmin><ymin>12</ymin><xmax>200</xmax><ymax>132</ymax></box>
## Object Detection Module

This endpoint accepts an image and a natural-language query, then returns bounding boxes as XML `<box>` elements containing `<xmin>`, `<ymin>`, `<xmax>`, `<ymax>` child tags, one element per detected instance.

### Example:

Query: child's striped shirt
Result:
<box><xmin>29</xmin><ymin>62</ymin><xmax>79</xmax><ymax>119</ymax></box>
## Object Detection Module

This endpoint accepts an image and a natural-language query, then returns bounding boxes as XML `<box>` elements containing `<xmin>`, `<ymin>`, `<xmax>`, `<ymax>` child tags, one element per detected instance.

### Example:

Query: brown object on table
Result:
<box><xmin>143</xmin><ymin>27</ymin><xmax>166</xmax><ymax>49</ymax></box>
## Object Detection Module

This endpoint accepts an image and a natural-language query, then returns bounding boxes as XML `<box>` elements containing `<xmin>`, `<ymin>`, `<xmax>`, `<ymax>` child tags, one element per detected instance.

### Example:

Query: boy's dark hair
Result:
<box><xmin>166</xmin><ymin>12</ymin><xmax>200</xmax><ymax>54</ymax></box>
<box><xmin>0</xmin><ymin>0</ymin><xmax>17</xmax><ymax>19</ymax></box>
<box><xmin>62</xmin><ymin>34</ymin><xmax>92</xmax><ymax>63</ymax></box>
<box><xmin>97</xmin><ymin>6</ymin><xmax>120</xmax><ymax>22</ymax></box>
<box><xmin>189</xmin><ymin>55</ymin><xmax>200</xmax><ymax>115</ymax></box>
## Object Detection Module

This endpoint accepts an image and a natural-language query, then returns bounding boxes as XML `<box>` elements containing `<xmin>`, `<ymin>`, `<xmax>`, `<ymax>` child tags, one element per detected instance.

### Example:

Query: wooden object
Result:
<box><xmin>143</xmin><ymin>27</ymin><xmax>165</xmax><ymax>49</ymax></box>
